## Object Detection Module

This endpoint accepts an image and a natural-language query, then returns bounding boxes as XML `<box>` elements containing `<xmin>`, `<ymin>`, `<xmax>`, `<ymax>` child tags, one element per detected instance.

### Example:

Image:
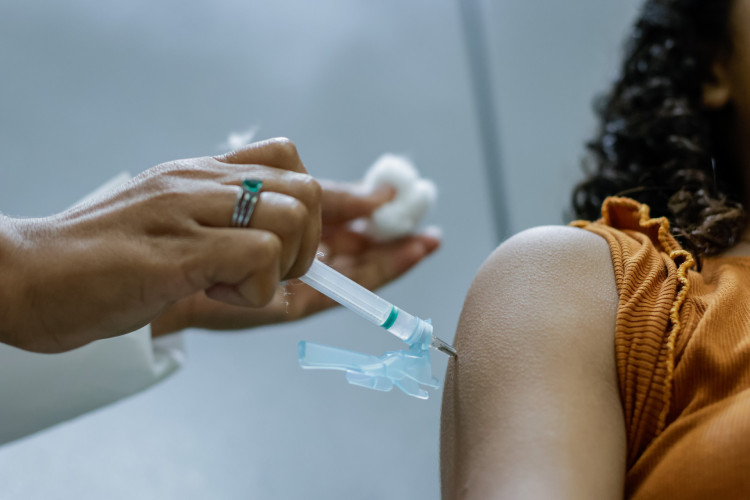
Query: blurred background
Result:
<box><xmin>0</xmin><ymin>0</ymin><xmax>639</xmax><ymax>498</ymax></box>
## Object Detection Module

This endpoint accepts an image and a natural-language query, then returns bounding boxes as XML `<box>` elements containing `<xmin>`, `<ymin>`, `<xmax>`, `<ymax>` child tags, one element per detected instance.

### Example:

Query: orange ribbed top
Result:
<box><xmin>573</xmin><ymin>197</ymin><xmax>750</xmax><ymax>499</ymax></box>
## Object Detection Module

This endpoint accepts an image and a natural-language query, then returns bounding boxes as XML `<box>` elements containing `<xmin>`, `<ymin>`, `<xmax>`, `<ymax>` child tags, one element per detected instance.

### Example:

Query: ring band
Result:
<box><xmin>232</xmin><ymin>179</ymin><xmax>263</xmax><ymax>228</ymax></box>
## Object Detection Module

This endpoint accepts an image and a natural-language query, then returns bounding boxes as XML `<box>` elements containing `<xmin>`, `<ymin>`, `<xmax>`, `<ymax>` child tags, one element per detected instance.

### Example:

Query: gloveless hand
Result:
<box><xmin>0</xmin><ymin>138</ymin><xmax>323</xmax><ymax>352</ymax></box>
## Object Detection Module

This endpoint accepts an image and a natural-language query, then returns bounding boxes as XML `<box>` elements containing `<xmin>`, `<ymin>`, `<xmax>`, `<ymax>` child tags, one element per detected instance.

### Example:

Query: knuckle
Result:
<box><xmin>284</xmin><ymin>197</ymin><xmax>309</xmax><ymax>231</ymax></box>
<box><xmin>298</xmin><ymin>176</ymin><xmax>322</xmax><ymax>206</ymax></box>
<box><xmin>285</xmin><ymin>174</ymin><xmax>321</xmax><ymax>207</ymax></box>
<box><xmin>269</xmin><ymin>137</ymin><xmax>299</xmax><ymax>163</ymax></box>
<box><xmin>258</xmin><ymin>231</ymin><xmax>282</xmax><ymax>263</ymax></box>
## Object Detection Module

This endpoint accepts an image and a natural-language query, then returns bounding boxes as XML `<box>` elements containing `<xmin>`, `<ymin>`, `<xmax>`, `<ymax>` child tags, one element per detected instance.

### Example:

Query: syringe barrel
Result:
<box><xmin>300</xmin><ymin>260</ymin><xmax>431</xmax><ymax>345</ymax></box>
<box><xmin>300</xmin><ymin>259</ymin><xmax>393</xmax><ymax>327</ymax></box>
<box><xmin>384</xmin><ymin>309</ymin><xmax>420</xmax><ymax>343</ymax></box>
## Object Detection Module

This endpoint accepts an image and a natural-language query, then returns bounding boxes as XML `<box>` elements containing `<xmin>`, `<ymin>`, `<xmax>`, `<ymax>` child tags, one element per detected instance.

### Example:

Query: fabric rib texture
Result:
<box><xmin>573</xmin><ymin>197</ymin><xmax>750</xmax><ymax>499</ymax></box>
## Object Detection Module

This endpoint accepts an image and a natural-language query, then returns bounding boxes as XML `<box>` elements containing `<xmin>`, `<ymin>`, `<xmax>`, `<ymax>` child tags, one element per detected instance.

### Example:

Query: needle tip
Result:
<box><xmin>431</xmin><ymin>336</ymin><xmax>458</xmax><ymax>358</ymax></box>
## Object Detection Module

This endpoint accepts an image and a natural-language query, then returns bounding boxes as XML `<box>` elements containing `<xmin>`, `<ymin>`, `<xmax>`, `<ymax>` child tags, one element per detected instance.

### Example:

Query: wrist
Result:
<box><xmin>150</xmin><ymin>295</ymin><xmax>195</xmax><ymax>337</ymax></box>
<box><xmin>150</xmin><ymin>313</ymin><xmax>183</xmax><ymax>337</ymax></box>
<box><xmin>0</xmin><ymin>215</ymin><xmax>24</xmax><ymax>347</ymax></box>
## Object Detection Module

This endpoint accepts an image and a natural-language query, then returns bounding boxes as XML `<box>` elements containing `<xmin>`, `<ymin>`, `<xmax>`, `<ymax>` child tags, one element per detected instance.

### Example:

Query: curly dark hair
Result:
<box><xmin>573</xmin><ymin>0</ymin><xmax>747</xmax><ymax>258</ymax></box>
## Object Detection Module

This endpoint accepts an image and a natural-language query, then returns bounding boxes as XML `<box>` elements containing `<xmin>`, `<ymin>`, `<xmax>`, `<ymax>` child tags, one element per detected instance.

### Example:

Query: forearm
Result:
<box><xmin>0</xmin><ymin>216</ymin><xmax>57</xmax><ymax>351</ymax></box>
<box><xmin>0</xmin><ymin>213</ymin><xmax>152</xmax><ymax>352</ymax></box>
<box><xmin>0</xmin><ymin>214</ymin><xmax>24</xmax><ymax>347</ymax></box>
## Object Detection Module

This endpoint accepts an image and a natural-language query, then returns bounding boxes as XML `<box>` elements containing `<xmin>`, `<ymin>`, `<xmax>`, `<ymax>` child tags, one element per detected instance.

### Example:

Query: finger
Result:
<box><xmin>346</xmin><ymin>234</ymin><xmax>440</xmax><ymax>289</ymax></box>
<box><xmin>188</xmin><ymin>227</ymin><xmax>283</xmax><ymax>307</ymax></box>
<box><xmin>194</xmin><ymin>191</ymin><xmax>305</xmax><ymax>267</ymax></box>
<box><xmin>189</xmin><ymin>177</ymin><xmax>321</xmax><ymax>249</ymax></box>
<box><xmin>320</xmin><ymin>181</ymin><xmax>395</xmax><ymax>225</ymax></box>
<box><xmin>242</xmin><ymin>191</ymin><xmax>318</xmax><ymax>280</ymax></box>
<box><xmin>321</xmin><ymin>224</ymin><xmax>438</xmax><ymax>264</ymax></box>
<box><xmin>213</xmin><ymin>143</ymin><xmax>322</xmax><ymax>229</ymax></box>
<box><xmin>191</xmin><ymin>188</ymin><xmax>318</xmax><ymax>280</ymax></box>
<box><xmin>205</xmin><ymin>258</ymin><xmax>279</xmax><ymax>307</ymax></box>
<box><xmin>320</xmin><ymin>226</ymin><xmax>372</xmax><ymax>256</ymax></box>
<box><xmin>214</xmin><ymin>137</ymin><xmax>308</xmax><ymax>174</ymax></box>
<box><xmin>213</xmin><ymin>255</ymin><xmax>280</xmax><ymax>307</ymax></box>
<box><xmin>160</xmin><ymin>154</ymin><xmax>316</xmax><ymax>202</ymax></box>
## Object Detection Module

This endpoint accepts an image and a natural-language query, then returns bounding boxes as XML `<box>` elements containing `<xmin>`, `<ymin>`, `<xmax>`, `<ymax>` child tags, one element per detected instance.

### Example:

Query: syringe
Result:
<box><xmin>299</xmin><ymin>259</ymin><xmax>457</xmax><ymax>357</ymax></box>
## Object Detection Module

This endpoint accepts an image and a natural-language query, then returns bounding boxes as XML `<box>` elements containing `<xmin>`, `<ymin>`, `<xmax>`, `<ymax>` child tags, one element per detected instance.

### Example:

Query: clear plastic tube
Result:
<box><xmin>299</xmin><ymin>259</ymin><xmax>458</xmax><ymax>359</ymax></box>
<box><xmin>300</xmin><ymin>259</ymin><xmax>419</xmax><ymax>343</ymax></box>
<box><xmin>300</xmin><ymin>260</ymin><xmax>392</xmax><ymax>325</ymax></box>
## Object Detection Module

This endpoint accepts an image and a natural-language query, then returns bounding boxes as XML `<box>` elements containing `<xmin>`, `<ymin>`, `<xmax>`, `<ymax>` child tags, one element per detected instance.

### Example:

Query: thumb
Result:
<box><xmin>320</xmin><ymin>180</ymin><xmax>394</xmax><ymax>225</ymax></box>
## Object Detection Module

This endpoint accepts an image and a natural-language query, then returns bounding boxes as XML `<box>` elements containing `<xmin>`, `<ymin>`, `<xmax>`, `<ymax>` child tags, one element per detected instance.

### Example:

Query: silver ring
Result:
<box><xmin>232</xmin><ymin>179</ymin><xmax>263</xmax><ymax>228</ymax></box>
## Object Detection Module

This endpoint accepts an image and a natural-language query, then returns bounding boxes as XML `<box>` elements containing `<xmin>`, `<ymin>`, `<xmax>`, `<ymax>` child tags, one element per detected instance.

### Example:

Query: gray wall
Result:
<box><xmin>0</xmin><ymin>0</ymin><xmax>638</xmax><ymax>498</ymax></box>
<box><xmin>486</xmin><ymin>0</ymin><xmax>642</xmax><ymax>233</ymax></box>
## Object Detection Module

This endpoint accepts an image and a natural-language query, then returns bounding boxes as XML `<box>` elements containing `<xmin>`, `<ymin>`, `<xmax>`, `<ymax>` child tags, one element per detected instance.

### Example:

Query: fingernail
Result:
<box><xmin>422</xmin><ymin>239</ymin><xmax>439</xmax><ymax>254</ymax></box>
<box><xmin>418</xmin><ymin>226</ymin><xmax>442</xmax><ymax>254</ymax></box>
<box><xmin>407</xmin><ymin>240</ymin><xmax>428</xmax><ymax>260</ymax></box>
<box><xmin>421</xmin><ymin>225</ymin><xmax>443</xmax><ymax>240</ymax></box>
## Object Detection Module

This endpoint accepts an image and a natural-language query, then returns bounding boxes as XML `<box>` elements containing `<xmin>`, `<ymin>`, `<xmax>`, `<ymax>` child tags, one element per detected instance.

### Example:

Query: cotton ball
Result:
<box><xmin>363</xmin><ymin>154</ymin><xmax>420</xmax><ymax>192</ymax></box>
<box><xmin>359</xmin><ymin>154</ymin><xmax>438</xmax><ymax>241</ymax></box>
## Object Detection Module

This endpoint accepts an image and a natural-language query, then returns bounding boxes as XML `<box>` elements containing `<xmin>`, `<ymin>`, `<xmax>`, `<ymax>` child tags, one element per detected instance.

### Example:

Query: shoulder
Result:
<box><xmin>469</xmin><ymin>225</ymin><xmax>617</xmax><ymax>318</ymax></box>
<box><xmin>481</xmin><ymin>224</ymin><xmax>613</xmax><ymax>271</ymax></box>
<box><xmin>458</xmin><ymin>225</ymin><xmax>619</xmax><ymax>367</ymax></box>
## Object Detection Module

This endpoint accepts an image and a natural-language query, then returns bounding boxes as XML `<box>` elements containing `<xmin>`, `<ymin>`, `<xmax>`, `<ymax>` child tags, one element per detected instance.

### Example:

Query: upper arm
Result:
<box><xmin>440</xmin><ymin>226</ymin><xmax>625</xmax><ymax>499</ymax></box>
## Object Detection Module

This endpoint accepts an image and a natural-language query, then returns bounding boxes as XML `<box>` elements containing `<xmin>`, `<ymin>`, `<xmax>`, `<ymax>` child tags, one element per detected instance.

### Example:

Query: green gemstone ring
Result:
<box><xmin>232</xmin><ymin>179</ymin><xmax>263</xmax><ymax>228</ymax></box>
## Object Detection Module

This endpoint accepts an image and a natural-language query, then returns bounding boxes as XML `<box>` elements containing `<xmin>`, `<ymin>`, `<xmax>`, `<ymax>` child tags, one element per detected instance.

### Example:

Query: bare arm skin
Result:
<box><xmin>440</xmin><ymin>226</ymin><xmax>626</xmax><ymax>499</ymax></box>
